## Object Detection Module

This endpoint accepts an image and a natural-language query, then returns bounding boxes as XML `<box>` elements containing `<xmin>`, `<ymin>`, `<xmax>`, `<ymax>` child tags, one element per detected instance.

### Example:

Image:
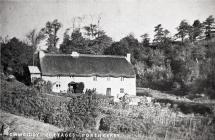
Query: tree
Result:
<box><xmin>26</xmin><ymin>29</ymin><xmax>45</xmax><ymax>65</ymax></box>
<box><xmin>119</xmin><ymin>34</ymin><xmax>142</xmax><ymax>62</ymax></box>
<box><xmin>191</xmin><ymin>20</ymin><xmax>203</xmax><ymax>41</ymax></box>
<box><xmin>203</xmin><ymin>15</ymin><xmax>215</xmax><ymax>40</ymax></box>
<box><xmin>120</xmin><ymin>34</ymin><xmax>139</xmax><ymax>50</ymax></box>
<box><xmin>60</xmin><ymin>29</ymin><xmax>88</xmax><ymax>54</ymax></box>
<box><xmin>1</xmin><ymin>38</ymin><xmax>33</xmax><ymax>84</ymax></box>
<box><xmin>175</xmin><ymin>20</ymin><xmax>191</xmax><ymax>42</ymax></box>
<box><xmin>43</xmin><ymin>19</ymin><xmax>62</xmax><ymax>53</ymax></box>
<box><xmin>140</xmin><ymin>33</ymin><xmax>150</xmax><ymax>47</ymax></box>
<box><xmin>153</xmin><ymin>24</ymin><xmax>170</xmax><ymax>46</ymax></box>
<box><xmin>83</xmin><ymin>24</ymin><xmax>99</xmax><ymax>39</ymax></box>
<box><xmin>153</xmin><ymin>24</ymin><xmax>164</xmax><ymax>44</ymax></box>
<box><xmin>87</xmin><ymin>34</ymin><xmax>112</xmax><ymax>54</ymax></box>
<box><xmin>103</xmin><ymin>42</ymin><xmax>129</xmax><ymax>56</ymax></box>
<box><xmin>60</xmin><ymin>27</ymin><xmax>112</xmax><ymax>55</ymax></box>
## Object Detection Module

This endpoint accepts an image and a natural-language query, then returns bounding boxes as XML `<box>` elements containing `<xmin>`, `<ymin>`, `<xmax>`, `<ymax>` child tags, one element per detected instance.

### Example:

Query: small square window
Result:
<box><xmin>120</xmin><ymin>77</ymin><xmax>124</xmax><ymax>81</ymax></box>
<box><xmin>93</xmin><ymin>76</ymin><xmax>97</xmax><ymax>81</ymax></box>
<box><xmin>120</xmin><ymin>88</ymin><xmax>124</xmax><ymax>93</ymax></box>
<box><xmin>107</xmin><ymin>77</ymin><xmax>110</xmax><ymax>81</ymax></box>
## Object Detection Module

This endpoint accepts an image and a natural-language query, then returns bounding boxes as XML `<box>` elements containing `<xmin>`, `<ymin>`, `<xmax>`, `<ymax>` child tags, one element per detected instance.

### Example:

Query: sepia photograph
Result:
<box><xmin>0</xmin><ymin>0</ymin><xmax>215</xmax><ymax>139</ymax></box>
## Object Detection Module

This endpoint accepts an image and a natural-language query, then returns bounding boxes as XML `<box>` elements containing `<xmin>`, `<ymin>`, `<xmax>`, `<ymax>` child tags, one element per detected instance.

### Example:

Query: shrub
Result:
<box><xmin>154</xmin><ymin>98</ymin><xmax>212</xmax><ymax>115</ymax></box>
<box><xmin>67</xmin><ymin>91</ymin><xmax>100</xmax><ymax>130</ymax></box>
<box><xmin>33</xmin><ymin>78</ymin><xmax>52</xmax><ymax>93</ymax></box>
<box><xmin>0</xmin><ymin>78</ymin><xmax>72</xmax><ymax>128</ymax></box>
<box><xmin>189</xmin><ymin>78</ymin><xmax>215</xmax><ymax>99</ymax></box>
<box><xmin>75</xmin><ymin>82</ymin><xmax>84</xmax><ymax>93</ymax></box>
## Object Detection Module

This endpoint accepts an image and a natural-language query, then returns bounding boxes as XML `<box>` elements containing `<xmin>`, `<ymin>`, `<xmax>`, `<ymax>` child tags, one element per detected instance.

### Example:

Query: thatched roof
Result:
<box><xmin>28</xmin><ymin>66</ymin><xmax>41</xmax><ymax>74</ymax></box>
<box><xmin>39</xmin><ymin>52</ymin><xmax>135</xmax><ymax>78</ymax></box>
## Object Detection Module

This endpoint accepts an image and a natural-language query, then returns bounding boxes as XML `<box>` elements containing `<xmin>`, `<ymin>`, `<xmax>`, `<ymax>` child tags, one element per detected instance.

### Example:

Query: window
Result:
<box><xmin>120</xmin><ymin>77</ymin><xmax>124</xmax><ymax>81</ymax></box>
<box><xmin>106</xmin><ymin>88</ymin><xmax>111</xmax><ymax>96</ymax></box>
<box><xmin>107</xmin><ymin>77</ymin><xmax>111</xmax><ymax>81</ymax></box>
<box><xmin>93</xmin><ymin>76</ymin><xmax>97</xmax><ymax>81</ymax></box>
<box><xmin>56</xmin><ymin>84</ymin><xmax>61</xmax><ymax>88</ymax></box>
<box><xmin>120</xmin><ymin>88</ymin><xmax>124</xmax><ymax>93</ymax></box>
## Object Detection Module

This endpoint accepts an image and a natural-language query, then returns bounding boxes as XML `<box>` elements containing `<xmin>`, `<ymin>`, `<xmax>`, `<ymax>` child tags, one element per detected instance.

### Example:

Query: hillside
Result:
<box><xmin>1</xmin><ymin>73</ymin><xmax>215</xmax><ymax>140</ymax></box>
<box><xmin>0</xmin><ymin>110</ymin><xmax>62</xmax><ymax>140</ymax></box>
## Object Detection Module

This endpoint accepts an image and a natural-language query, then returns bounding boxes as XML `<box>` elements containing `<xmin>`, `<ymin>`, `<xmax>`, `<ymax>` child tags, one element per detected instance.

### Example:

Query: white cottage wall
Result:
<box><xmin>42</xmin><ymin>76</ymin><xmax>136</xmax><ymax>97</ymax></box>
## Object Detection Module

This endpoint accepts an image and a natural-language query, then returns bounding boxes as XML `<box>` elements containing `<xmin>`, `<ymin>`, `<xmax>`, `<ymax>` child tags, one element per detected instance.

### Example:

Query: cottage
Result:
<box><xmin>29</xmin><ymin>51</ymin><xmax>136</xmax><ymax>99</ymax></box>
<box><xmin>28</xmin><ymin>66</ymin><xmax>41</xmax><ymax>82</ymax></box>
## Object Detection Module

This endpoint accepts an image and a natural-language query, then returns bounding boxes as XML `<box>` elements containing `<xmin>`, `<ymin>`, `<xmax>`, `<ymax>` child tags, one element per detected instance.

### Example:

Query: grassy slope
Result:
<box><xmin>0</xmin><ymin>110</ymin><xmax>62</xmax><ymax>139</ymax></box>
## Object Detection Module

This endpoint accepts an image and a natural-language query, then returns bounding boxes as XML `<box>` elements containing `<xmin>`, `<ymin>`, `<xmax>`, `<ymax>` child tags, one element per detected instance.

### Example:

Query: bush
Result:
<box><xmin>154</xmin><ymin>98</ymin><xmax>212</xmax><ymax>115</ymax></box>
<box><xmin>0</xmin><ymin>78</ymin><xmax>72</xmax><ymax>128</ymax></box>
<box><xmin>67</xmin><ymin>91</ymin><xmax>100</xmax><ymax>130</ymax></box>
<box><xmin>75</xmin><ymin>82</ymin><xmax>84</xmax><ymax>93</ymax></box>
<box><xmin>189</xmin><ymin>78</ymin><xmax>215</xmax><ymax>99</ymax></box>
<box><xmin>33</xmin><ymin>78</ymin><xmax>52</xmax><ymax>93</ymax></box>
<box><xmin>99</xmin><ymin>116</ymin><xmax>147</xmax><ymax>135</ymax></box>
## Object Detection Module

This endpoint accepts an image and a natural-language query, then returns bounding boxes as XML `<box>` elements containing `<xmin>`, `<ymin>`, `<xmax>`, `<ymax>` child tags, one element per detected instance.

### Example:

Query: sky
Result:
<box><xmin>0</xmin><ymin>0</ymin><xmax>215</xmax><ymax>46</ymax></box>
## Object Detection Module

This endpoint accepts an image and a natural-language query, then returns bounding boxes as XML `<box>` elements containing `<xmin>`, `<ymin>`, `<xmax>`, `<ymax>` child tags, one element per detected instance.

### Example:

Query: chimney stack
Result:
<box><xmin>126</xmin><ymin>53</ymin><xmax>131</xmax><ymax>63</ymax></box>
<box><xmin>71</xmin><ymin>51</ymin><xmax>79</xmax><ymax>57</ymax></box>
<box><xmin>39</xmin><ymin>51</ymin><xmax>45</xmax><ymax>59</ymax></box>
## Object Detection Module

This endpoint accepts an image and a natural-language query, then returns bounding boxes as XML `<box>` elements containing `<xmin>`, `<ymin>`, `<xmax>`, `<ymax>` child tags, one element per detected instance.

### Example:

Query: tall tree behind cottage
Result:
<box><xmin>43</xmin><ymin>19</ymin><xmax>62</xmax><ymax>53</ymax></box>
<box><xmin>26</xmin><ymin>29</ymin><xmax>46</xmax><ymax>65</ymax></box>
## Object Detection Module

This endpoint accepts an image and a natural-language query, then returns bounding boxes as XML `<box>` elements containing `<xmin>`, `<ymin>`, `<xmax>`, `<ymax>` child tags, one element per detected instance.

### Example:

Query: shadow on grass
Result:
<box><xmin>154</xmin><ymin>98</ymin><xmax>212</xmax><ymax>115</ymax></box>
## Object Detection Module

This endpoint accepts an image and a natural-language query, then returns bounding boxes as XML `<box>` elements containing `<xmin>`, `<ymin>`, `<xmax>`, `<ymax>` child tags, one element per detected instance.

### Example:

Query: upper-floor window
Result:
<box><xmin>93</xmin><ymin>76</ymin><xmax>97</xmax><ymax>81</ymax></box>
<box><xmin>107</xmin><ymin>77</ymin><xmax>111</xmax><ymax>81</ymax></box>
<box><xmin>70</xmin><ymin>75</ymin><xmax>75</xmax><ymax>79</ymax></box>
<box><xmin>120</xmin><ymin>88</ymin><xmax>124</xmax><ymax>93</ymax></box>
<box><xmin>120</xmin><ymin>77</ymin><xmax>124</xmax><ymax>81</ymax></box>
<box><xmin>56</xmin><ymin>84</ymin><xmax>61</xmax><ymax>88</ymax></box>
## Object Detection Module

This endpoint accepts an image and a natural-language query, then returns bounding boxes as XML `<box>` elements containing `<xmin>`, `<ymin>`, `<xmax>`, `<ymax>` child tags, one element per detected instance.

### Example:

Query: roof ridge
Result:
<box><xmin>80</xmin><ymin>54</ymin><xmax>125</xmax><ymax>58</ymax></box>
<box><xmin>44</xmin><ymin>53</ymin><xmax>126</xmax><ymax>58</ymax></box>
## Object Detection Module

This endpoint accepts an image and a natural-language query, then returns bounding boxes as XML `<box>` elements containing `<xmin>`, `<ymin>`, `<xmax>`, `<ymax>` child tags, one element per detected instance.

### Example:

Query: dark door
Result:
<box><xmin>106</xmin><ymin>88</ymin><xmax>111</xmax><ymax>96</ymax></box>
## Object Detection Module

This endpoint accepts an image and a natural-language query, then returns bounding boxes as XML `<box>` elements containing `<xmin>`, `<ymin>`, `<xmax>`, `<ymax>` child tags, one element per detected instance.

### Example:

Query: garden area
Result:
<box><xmin>1</xmin><ymin>73</ymin><xmax>215</xmax><ymax>140</ymax></box>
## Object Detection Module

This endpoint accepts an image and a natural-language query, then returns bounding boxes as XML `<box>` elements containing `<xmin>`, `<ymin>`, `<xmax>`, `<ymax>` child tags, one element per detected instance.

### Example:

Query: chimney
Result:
<box><xmin>71</xmin><ymin>51</ymin><xmax>79</xmax><ymax>57</ymax></box>
<box><xmin>126</xmin><ymin>53</ymin><xmax>131</xmax><ymax>63</ymax></box>
<box><xmin>39</xmin><ymin>51</ymin><xmax>45</xmax><ymax>59</ymax></box>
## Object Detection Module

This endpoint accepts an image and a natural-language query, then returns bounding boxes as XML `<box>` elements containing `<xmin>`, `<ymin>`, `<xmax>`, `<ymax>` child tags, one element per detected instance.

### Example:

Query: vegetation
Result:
<box><xmin>1</xmin><ymin>73</ymin><xmax>215</xmax><ymax>139</ymax></box>
<box><xmin>0</xmin><ymin>75</ymin><xmax>100</xmax><ymax>130</ymax></box>
<box><xmin>1</xmin><ymin>15</ymin><xmax>215</xmax><ymax>98</ymax></box>
<box><xmin>1</xmin><ymin>15</ymin><xmax>215</xmax><ymax>139</ymax></box>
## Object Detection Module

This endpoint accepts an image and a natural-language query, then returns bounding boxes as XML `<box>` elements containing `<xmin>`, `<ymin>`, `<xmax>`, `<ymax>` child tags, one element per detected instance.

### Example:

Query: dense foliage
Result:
<box><xmin>1</xmin><ymin>38</ymin><xmax>33</xmax><ymax>84</ymax></box>
<box><xmin>0</xmin><ymin>76</ymin><xmax>103</xmax><ymax>130</ymax></box>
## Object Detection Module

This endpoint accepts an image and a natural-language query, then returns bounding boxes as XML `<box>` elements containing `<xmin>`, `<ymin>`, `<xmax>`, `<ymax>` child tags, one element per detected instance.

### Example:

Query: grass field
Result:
<box><xmin>0</xmin><ymin>110</ymin><xmax>62</xmax><ymax>140</ymax></box>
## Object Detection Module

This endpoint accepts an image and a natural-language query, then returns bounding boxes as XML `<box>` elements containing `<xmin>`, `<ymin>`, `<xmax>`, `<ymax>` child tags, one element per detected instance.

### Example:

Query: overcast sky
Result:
<box><xmin>1</xmin><ymin>0</ymin><xmax>215</xmax><ymax>45</ymax></box>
